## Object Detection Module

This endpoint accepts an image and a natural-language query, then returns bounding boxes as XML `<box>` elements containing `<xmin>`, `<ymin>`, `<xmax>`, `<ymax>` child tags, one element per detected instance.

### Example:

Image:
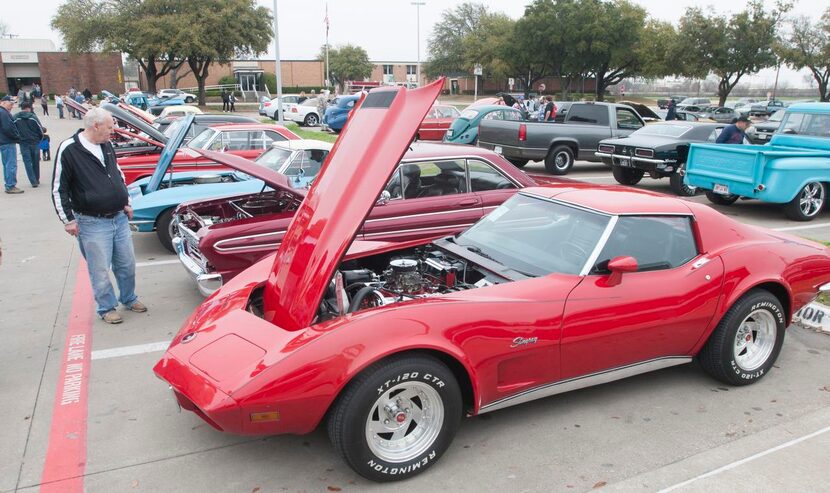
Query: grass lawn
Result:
<box><xmin>260</xmin><ymin>117</ymin><xmax>339</xmax><ymax>143</ymax></box>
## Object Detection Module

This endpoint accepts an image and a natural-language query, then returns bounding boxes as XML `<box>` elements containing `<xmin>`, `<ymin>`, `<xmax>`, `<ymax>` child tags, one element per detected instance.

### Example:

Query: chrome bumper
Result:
<box><xmin>820</xmin><ymin>282</ymin><xmax>830</xmax><ymax>292</ymax></box>
<box><xmin>594</xmin><ymin>152</ymin><xmax>667</xmax><ymax>166</ymax></box>
<box><xmin>172</xmin><ymin>237</ymin><xmax>222</xmax><ymax>297</ymax></box>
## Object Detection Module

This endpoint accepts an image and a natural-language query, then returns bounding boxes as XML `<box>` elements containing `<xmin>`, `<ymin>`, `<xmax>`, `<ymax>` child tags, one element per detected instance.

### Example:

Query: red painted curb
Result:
<box><xmin>40</xmin><ymin>262</ymin><xmax>93</xmax><ymax>493</ymax></box>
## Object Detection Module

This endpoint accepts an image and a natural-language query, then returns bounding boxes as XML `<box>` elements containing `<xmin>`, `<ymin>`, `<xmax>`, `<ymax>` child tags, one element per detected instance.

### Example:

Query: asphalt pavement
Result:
<box><xmin>1</xmin><ymin>106</ymin><xmax>829</xmax><ymax>493</ymax></box>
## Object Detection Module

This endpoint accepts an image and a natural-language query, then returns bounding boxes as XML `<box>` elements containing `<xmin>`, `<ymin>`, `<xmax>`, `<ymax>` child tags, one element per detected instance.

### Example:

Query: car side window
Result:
<box><xmin>263</xmin><ymin>130</ymin><xmax>288</xmax><ymax>143</ymax></box>
<box><xmin>503</xmin><ymin>110</ymin><xmax>523</xmax><ymax>121</ymax></box>
<box><xmin>383</xmin><ymin>168</ymin><xmax>404</xmax><ymax>200</ymax></box>
<box><xmin>483</xmin><ymin>111</ymin><xmax>503</xmax><ymax>120</ymax></box>
<box><xmin>802</xmin><ymin>114</ymin><xmax>830</xmax><ymax>137</ymax></box>
<box><xmin>392</xmin><ymin>160</ymin><xmax>468</xmax><ymax>199</ymax></box>
<box><xmin>616</xmin><ymin>108</ymin><xmax>644</xmax><ymax>130</ymax></box>
<box><xmin>780</xmin><ymin>113</ymin><xmax>805</xmax><ymax>134</ymax></box>
<box><xmin>467</xmin><ymin>159</ymin><xmax>517</xmax><ymax>192</ymax></box>
<box><xmin>592</xmin><ymin>216</ymin><xmax>698</xmax><ymax>273</ymax></box>
<box><xmin>566</xmin><ymin>104</ymin><xmax>609</xmax><ymax>126</ymax></box>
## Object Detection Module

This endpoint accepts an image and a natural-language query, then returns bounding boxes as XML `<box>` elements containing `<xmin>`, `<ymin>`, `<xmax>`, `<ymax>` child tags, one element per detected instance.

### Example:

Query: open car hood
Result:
<box><xmin>144</xmin><ymin>113</ymin><xmax>194</xmax><ymax>193</ymax></box>
<box><xmin>101</xmin><ymin>102</ymin><xmax>168</xmax><ymax>144</ymax></box>
<box><xmin>262</xmin><ymin>79</ymin><xmax>445</xmax><ymax>330</ymax></box>
<box><xmin>193</xmin><ymin>149</ymin><xmax>303</xmax><ymax>196</ymax></box>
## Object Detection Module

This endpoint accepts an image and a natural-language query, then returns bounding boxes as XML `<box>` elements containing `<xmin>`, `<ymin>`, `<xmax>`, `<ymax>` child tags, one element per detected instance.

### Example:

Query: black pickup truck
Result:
<box><xmin>477</xmin><ymin>102</ymin><xmax>646</xmax><ymax>175</ymax></box>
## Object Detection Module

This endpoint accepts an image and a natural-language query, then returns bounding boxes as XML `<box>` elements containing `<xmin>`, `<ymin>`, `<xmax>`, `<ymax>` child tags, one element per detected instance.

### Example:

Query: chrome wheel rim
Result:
<box><xmin>365</xmin><ymin>381</ymin><xmax>444</xmax><ymax>463</ymax></box>
<box><xmin>307</xmin><ymin>114</ymin><xmax>318</xmax><ymax>125</ymax></box>
<box><xmin>555</xmin><ymin>152</ymin><xmax>570</xmax><ymax>169</ymax></box>
<box><xmin>734</xmin><ymin>309</ymin><xmax>776</xmax><ymax>371</ymax></box>
<box><xmin>798</xmin><ymin>182</ymin><xmax>823</xmax><ymax>217</ymax></box>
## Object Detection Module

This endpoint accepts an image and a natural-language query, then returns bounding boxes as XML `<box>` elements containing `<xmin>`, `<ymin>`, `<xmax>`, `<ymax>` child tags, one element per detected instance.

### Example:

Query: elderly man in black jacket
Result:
<box><xmin>0</xmin><ymin>95</ymin><xmax>23</xmax><ymax>193</ymax></box>
<box><xmin>52</xmin><ymin>107</ymin><xmax>148</xmax><ymax>323</ymax></box>
<box><xmin>14</xmin><ymin>101</ymin><xmax>44</xmax><ymax>187</ymax></box>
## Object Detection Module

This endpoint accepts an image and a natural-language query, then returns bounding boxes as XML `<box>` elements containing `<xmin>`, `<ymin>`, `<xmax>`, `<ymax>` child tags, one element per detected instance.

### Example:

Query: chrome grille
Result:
<box><xmin>177</xmin><ymin>222</ymin><xmax>208</xmax><ymax>271</ymax></box>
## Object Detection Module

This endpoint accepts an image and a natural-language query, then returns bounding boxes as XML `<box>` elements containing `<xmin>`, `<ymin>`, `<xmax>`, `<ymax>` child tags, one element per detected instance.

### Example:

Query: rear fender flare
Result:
<box><xmin>547</xmin><ymin>139</ymin><xmax>579</xmax><ymax>157</ymax></box>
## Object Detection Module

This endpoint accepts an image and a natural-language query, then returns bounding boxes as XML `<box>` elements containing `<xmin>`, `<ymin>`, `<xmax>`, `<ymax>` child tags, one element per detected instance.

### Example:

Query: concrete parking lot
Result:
<box><xmin>1</xmin><ymin>108</ymin><xmax>829</xmax><ymax>493</ymax></box>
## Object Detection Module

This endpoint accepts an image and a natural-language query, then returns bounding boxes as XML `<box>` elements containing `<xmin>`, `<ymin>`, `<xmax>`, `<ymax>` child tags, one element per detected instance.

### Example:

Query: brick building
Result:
<box><xmin>0</xmin><ymin>38</ymin><xmax>123</xmax><ymax>97</ymax></box>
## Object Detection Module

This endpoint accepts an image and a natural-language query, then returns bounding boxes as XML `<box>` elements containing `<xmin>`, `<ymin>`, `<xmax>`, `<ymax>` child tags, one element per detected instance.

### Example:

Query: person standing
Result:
<box><xmin>229</xmin><ymin>92</ymin><xmax>236</xmax><ymax>112</ymax></box>
<box><xmin>0</xmin><ymin>95</ymin><xmax>23</xmax><ymax>194</ymax></box>
<box><xmin>14</xmin><ymin>101</ymin><xmax>44</xmax><ymax>187</ymax></box>
<box><xmin>666</xmin><ymin>98</ymin><xmax>677</xmax><ymax>121</ymax></box>
<box><xmin>716</xmin><ymin>116</ymin><xmax>751</xmax><ymax>144</ymax></box>
<box><xmin>40</xmin><ymin>94</ymin><xmax>49</xmax><ymax>116</ymax></box>
<box><xmin>52</xmin><ymin>107</ymin><xmax>147</xmax><ymax>323</ymax></box>
<box><xmin>82</xmin><ymin>88</ymin><xmax>92</xmax><ymax>100</ymax></box>
<box><xmin>221</xmin><ymin>90</ymin><xmax>230</xmax><ymax>112</ymax></box>
<box><xmin>40</xmin><ymin>128</ymin><xmax>51</xmax><ymax>161</ymax></box>
<box><xmin>55</xmin><ymin>94</ymin><xmax>65</xmax><ymax>119</ymax></box>
<box><xmin>543</xmin><ymin>96</ymin><xmax>557</xmax><ymax>122</ymax></box>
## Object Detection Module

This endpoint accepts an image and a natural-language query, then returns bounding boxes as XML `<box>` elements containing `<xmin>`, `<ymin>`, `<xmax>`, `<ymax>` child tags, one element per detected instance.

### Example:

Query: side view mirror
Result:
<box><xmin>376</xmin><ymin>190</ymin><xmax>391</xmax><ymax>206</ymax></box>
<box><xmin>606</xmin><ymin>256</ymin><xmax>638</xmax><ymax>286</ymax></box>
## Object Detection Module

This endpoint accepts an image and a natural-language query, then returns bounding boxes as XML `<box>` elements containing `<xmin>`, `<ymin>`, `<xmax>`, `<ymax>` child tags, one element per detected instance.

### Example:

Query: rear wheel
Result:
<box><xmin>705</xmin><ymin>191</ymin><xmax>739</xmax><ymax>205</ymax></box>
<box><xmin>612</xmin><ymin>166</ymin><xmax>644</xmax><ymax>185</ymax></box>
<box><xmin>784</xmin><ymin>182</ymin><xmax>825</xmax><ymax>221</ymax></box>
<box><xmin>327</xmin><ymin>355</ymin><xmax>462</xmax><ymax>482</ymax></box>
<box><xmin>184</xmin><ymin>96</ymin><xmax>194</xmax><ymax>103</ymax></box>
<box><xmin>544</xmin><ymin>145</ymin><xmax>574</xmax><ymax>175</ymax></box>
<box><xmin>669</xmin><ymin>171</ymin><xmax>697</xmax><ymax>196</ymax></box>
<box><xmin>304</xmin><ymin>113</ymin><xmax>319</xmax><ymax>127</ymax></box>
<box><xmin>507</xmin><ymin>158</ymin><xmax>528</xmax><ymax>168</ymax></box>
<box><xmin>698</xmin><ymin>290</ymin><xmax>785</xmax><ymax>386</ymax></box>
<box><xmin>156</xmin><ymin>208</ymin><xmax>176</xmax><ymax>253</ymax></box>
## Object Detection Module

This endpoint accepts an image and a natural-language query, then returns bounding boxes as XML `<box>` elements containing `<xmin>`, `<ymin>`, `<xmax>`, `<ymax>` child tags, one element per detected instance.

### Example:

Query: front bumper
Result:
<box><xmin>594</xmin><ymin>151</ymin><xmax>677</xmax><ymax>174</ymax></box>
<box><xmin>172</xmin><ymin>236</ymin><xmax>223</xmax><ymax>297</ymax></box>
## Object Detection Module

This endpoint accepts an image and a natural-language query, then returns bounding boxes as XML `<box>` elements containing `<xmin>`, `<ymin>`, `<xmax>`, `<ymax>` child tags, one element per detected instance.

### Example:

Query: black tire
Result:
<box><xmin>184</xmin><ymin>96</ymin><xmax>194</xmax><ymax>103</ymax></box>
<box><xmin>705</xmin><ymin>191</ymin><xmax>739</xmax><ymax>205</ymax></box>
<box><xmin>669</xmin><ymin>171</ymin><xmax>697</xmax><ymax>196</ymax></box>
<box><xmin>544</xmin><ymin>145</ymin><xmax>574</xmax><ymax>175</ymax></box>
<box><xmin>327</xmin><ymin>354</ymin><xmax>462</xmax><ymax>482</ymax></box>
<box><xmin>507</xmin><ymin>158</ymin><xmax>528</xmax><ymax>168</ymax></box>
<box><xmin>156</xmin><ymin>208</ymin><xmax>176</xmax><ymax>253</ymax></box>
<box><xmin>698</xmin><ymin>290</ymin><xmax>785</xmax><ymax>386</ymax></box>
<box><xmin>783</xmin><ymin>182</ymin><xmax>825</xmax><ymax>221</ymax></box>
<box><xmin>612</xmin><ymin>166</ymin><xmax>645</xmax><ymax>185</ymax></box>
<box><xmin>304</xmin><ymin>113</ymin><xmax>319</xmax><ymax>127</ymax></box>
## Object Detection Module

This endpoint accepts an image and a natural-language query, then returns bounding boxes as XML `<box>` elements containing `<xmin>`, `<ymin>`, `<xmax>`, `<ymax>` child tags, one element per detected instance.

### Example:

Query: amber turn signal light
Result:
<box><xmin>249</xmin><ymin>411</ymin><xmax>280</xmax><ymax>422</ymax></box>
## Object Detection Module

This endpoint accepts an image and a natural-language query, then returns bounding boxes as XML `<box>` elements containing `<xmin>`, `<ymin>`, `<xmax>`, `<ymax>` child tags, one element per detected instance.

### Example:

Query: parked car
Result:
<box><xmin>323</xmin><ymin>95</ymin><xmax>360</xmax><ymax>132</ymax></box>
<box><xmin>745</xmin><ymin>109</ymin><xmax>786</xmax><ymax>144</ymax></box>
<box><xmin>154</xmin><ymin>113</ymin><xmax>260</xmax><ymax>143</ymax></box>
<box><xmin>157</xmin><ymin>88</ymin><xmax>197</xmax><ymax>103</ymax></box>
<box><xmin>749</xmin><ymin>100</ymin><xmax>787</xmax><ymax>117</ymax></box>
<box><xmin>656</xmin><ymin>95</ymin><xmax>687</xmax><ymax>109</ymax></box>
<box><xmin>731</xmin><ymin>97</ymin><xmax>758</xmax><ymax>110</ymax></box>
<box><xmin>154</xmin><ymin>82</ymin><xmax>830</xmax><ymax>482</ymax></box>
<box><xmin>282</xmin><ymin>98</ymin><xmax>323</xmax><ymax>127</ymax></box>
<box><xmin>147</xmin><ymin>97</ymin><xmax>189</xmax><ymax>116</ymax></box>
<box><xmin>685</xmin><ymin>103</ymin><xmax>830</xmax><ymax>221</ymax></box>
<box><xmin>677</xmin><ymin>97</ymin><xmax>711</xmax><ymax>109</ymax></box>
<box><xmin>695</xmin><ymin>106</ymin><xmax>739</xmax><ymax>123</ymax></box>
<box><xmin>129</xmin><ymin>127</ymin><xmax>331</xmax><ymax>252</ymax></box>
<box><xmin>596</xmin><ymin>122</ymin><xmax>735</xmax><ymax>196</ymax></box>
<box><xmin>263</xmin><ymin>94</ymin><xmax>309</xmax><ymax>119</ymax></box>
<box><xmin>115</xmin><ymin>113</ymin><xmax>300</xmax><ymax>184</ymax></box>
<box><xmin>174</xmin><ymin>141</ymin><xmax>540</xmax><ymax>295</ymax></box>
<box><xmin>417</xmin><ymin>104</ymin><xmax>462</xmax><ymax>140</ymax></box>
<box><xmin>443</xmin><ymin>105</ymin><xmax>525</xmax><ymax>146</ymax></box>
<box><xmin>477</xmin><ymin>102</ymin><xmax>645</xmax><ymax>174</ymax></box>
<box><xmin>673</xmin><ymin>110</ymin><xmax>715</xmax><ymax>122</ymax></box>
<box><xmin>156</xmin><ymin>105</ymin><xmax>203</xmax><ymax>119</ymax></box>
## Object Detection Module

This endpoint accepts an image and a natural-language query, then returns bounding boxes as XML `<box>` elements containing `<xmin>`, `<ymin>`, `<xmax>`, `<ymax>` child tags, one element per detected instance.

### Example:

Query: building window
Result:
<box><xmin>407</xmin><ymin>65</ymin><xmax>417</xmax><ymax>75</ymax></box>
<box><xmin>383</xmin><ymin>65</ymin><xmax>394</xmax><ymax>76</ymax></box>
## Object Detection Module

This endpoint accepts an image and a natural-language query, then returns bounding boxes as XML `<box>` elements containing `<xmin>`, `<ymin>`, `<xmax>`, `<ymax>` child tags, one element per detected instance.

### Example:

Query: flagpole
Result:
<box><xmin>325</xmin><ymin>3</ymin><xmax>330</xmax><ymax>90</ymax></box>
<box><xmin>273</xmin><ymin>0</ymin><xmax>283</xmax><ymax>124</ymax></box>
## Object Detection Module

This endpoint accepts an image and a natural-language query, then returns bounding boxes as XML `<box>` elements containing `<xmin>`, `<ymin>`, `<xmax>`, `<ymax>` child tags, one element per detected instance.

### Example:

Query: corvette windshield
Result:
<box><xmin>455</xmin><ymin>194</ymin><xmax>610</xmax><ymax>276</ymax></box>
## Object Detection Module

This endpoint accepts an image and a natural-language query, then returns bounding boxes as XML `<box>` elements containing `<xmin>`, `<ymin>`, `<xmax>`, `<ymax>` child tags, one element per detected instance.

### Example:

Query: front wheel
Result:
<box><xmin>544</xmin><ymin>145</ymin><xmax>574</xmax><ymax>175</ymax></box>
<box><xmin>705</xmin><ymin>191</ymin><xmax>739</xmax><ymax>205</ymax></box>
<box><xmin>156</xmin><ymin>208</ymin><xmax>177</xmax><ymax>253</ymax></box>
<box><xmin>304</xmin><ymin>113</ymin><xmax>319</xmax><ymax>126</ymax></box>
<box><xmin>185</xmin><ymin>96</ymin><xmax>194</xmax><ymax>103</ymax></box>
<box><xmin>327</xmin><ymin>355</ymin><xmax>462</xmax><ymax>482</ymax></box>
<box><xmin>784</xmin><ymin>182</ymin><xmax>825</xmax><ymax>221</ymax></box>
<box><xmin>698</xmin><ymin>290</ymin><xmax>785</xmax><ymax>386</ymax></box>
<box><xmin>612</xmin><ymin>166</ymin><xmax>644</xmax><ymax>185</ymax></box>
<box><xmin>669</xmin><ymin>172</ymin><xmax>697</xmax><ymax>196</ymax></box>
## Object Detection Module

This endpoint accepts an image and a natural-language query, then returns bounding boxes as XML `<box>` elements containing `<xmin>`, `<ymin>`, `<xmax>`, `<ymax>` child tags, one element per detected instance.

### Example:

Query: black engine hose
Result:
<box><xmin>348</xmin><ymin>286</ymin><xmax>382</xmax><ymax>313</ymax></box>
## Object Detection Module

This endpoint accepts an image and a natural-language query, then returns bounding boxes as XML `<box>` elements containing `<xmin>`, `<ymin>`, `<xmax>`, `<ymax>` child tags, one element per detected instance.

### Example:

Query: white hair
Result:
<box><xmin>83</xmin><ymin>107</ymin><xmax>112</xmax><ymax>129</ymax></box>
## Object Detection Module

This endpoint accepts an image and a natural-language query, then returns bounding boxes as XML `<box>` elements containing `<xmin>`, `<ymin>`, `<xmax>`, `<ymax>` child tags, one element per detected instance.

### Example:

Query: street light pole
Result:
<box><xmin>411</xmin><ymin>2</ymin><xmax>425</xmax><ymax>87</ymax></box>
<box><xmin>273</xmin><ymin>0</ymin><xmax>284</xmax><ymax>124</ymax></box>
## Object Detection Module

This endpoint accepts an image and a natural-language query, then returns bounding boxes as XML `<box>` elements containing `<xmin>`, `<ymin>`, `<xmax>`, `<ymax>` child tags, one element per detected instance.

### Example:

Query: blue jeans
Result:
<box><xmin>19</xmin><ymin>143</ymin><xmax>39</xmax><ymax>186</ymax></box>
<box><xmin>0</xmin><ymin>143</ymin><xmax>17</xmax><ymax>190</ymax></box>
<box><xmin>76</xmin><ymin>211</ymin><xmax>139</xmax><ymax>316</ymax></box>
<box><xmin>57</xmin><ymin>105</ymin><xmax>64</xmax><ymax>119</ymax></box>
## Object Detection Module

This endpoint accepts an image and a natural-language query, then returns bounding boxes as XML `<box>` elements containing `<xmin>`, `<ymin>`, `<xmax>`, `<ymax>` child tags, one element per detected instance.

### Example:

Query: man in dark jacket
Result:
<box><xmin>52</xmin><ymin>107</ymin><xmax>148</xmax><ymax>323</ymax></box>
<box><xmin>0</xmin><ymin>95</ymin><xmax>23</xmax><ymax>194</ymax></box>
<box><xmin>716</xmin><ymin>116</ymin><xmax>751</xmax><ymax>144</ymax></box>
<box><xmin>14</xmin><ymin>102</ymin><xmax>44</xmax><ymax>187</ymax></box>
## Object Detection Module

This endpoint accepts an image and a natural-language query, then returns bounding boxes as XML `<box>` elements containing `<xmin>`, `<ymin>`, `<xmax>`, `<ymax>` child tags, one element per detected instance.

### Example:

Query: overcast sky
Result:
<box><xmin>1</xmin><ymin>0</ymin><xmax>822</xmax><ymax>88</ymax></box>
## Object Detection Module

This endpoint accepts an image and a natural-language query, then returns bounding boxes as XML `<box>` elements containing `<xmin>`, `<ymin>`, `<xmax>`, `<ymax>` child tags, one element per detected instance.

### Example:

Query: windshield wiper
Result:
<box><xmin>466</xmin><ymin>245</ymin><xmax>499</xmax><ymax>263</ymax></box>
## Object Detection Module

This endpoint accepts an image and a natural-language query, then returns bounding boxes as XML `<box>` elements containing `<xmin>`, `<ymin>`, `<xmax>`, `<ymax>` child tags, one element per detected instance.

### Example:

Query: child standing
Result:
<box><xmin>39</xmin><ymin>128</ymin><xmax>51</xmax><ymax>161</ymax></box>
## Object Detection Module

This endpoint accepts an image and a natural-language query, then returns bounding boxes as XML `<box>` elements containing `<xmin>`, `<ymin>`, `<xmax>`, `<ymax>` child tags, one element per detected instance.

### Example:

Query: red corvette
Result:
<box><xmin>173</xmin><ymin>142</ymin><xmax>539</xmax><ymax>295</ymax></box>
<box><xmin>416</xmin><ymin>104</ymin><xmax>461</xmax><ymax>140</ymax></box>
<box><xmin>154</xmin><ymin>81</ymin><xmax>830</xmax><ymax>481</ymax></box>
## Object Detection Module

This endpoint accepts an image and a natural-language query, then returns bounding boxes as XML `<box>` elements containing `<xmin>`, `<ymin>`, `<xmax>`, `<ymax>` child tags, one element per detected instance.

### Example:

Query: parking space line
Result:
<box><xmin>40</xmin><ymin>262</ymin><xmax>93</xmax><ymax>493</ymax></box>
<box><xmin>658</xmin><ymin>423</ymin><xmax>830</xmax><ymax>492</ymax></box>
<box><xmin>135</xmin><ymin>259</ymin><xmax>180</xmax><ymax>268</ymax></box>
<box><xmin>91</xmin><ymin>341</ymin><xmax>170</xmax><ymax>360</ymax></box>
<box><xmin>773</xmin><ymin>221</ymin><xmax>830</xmax><ymax>232</ymax></box>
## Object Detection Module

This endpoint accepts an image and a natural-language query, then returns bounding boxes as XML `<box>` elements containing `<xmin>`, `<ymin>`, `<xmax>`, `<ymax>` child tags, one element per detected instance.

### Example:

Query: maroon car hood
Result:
<box><xmin>193</xmin><ymin>149</ymin><xmax>301</xmax><ymax>196</ymax></box>
<box><xmin>262</xmin><ymin>79</ymin><xmax>445</xmax><ymax>330</ymax></box>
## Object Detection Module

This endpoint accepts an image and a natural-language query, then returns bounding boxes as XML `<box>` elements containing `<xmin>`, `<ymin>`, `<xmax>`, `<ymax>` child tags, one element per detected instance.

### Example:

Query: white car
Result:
<box><xmin>157</xmin><ymin>105</ymin><xmax>203</xmax><ymax>119</ymax></box>
<box><xmin>263</xmin><ymin>94</ymin><xmax>308</xmax><ymax>120</ymax></box>
<box><xmin>283</xmin><ymin>98</ymin><xmax>323</xmax><ymax>126</ymax></box>
<box><xmin>157</xmin><ymin>88</ymin><xmax>197</xmax><ymax>103</ymax></box>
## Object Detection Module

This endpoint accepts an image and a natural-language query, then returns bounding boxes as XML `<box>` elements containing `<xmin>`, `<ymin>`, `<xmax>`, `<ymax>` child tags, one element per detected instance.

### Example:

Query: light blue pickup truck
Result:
<box><xmin>685</xmin><ymin>103</ymin><xmax>830</xmax><ymax>221</ymax></box>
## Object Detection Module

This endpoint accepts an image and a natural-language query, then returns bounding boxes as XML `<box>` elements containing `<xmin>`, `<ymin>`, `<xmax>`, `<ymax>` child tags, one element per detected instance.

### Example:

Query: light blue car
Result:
<box><xmin>127</xmin><ymin>114</ymin><xmax>332</xmax><ymax>251</ymax></box>
<box><xmin>442</xmin><ymin>105</ymin><xmax>525</xmax><ymax>145</ymax></box>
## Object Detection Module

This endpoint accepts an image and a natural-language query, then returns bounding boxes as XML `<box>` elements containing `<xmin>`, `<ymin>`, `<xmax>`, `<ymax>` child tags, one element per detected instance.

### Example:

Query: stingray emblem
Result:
<box><xmin>511</xmin><ymin>336</ymin><xmax>538</xmax><ymax>348</ymax></box>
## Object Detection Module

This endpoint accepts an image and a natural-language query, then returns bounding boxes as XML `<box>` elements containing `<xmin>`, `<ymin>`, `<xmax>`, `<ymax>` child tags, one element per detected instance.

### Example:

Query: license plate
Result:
<box><xmin>713</xmin><ymin>183</ymin><xmax>730</xmax><ymax>195</ymax></box>
<box><xmin>494</xmin><ymin>145</ymin><xmax>503</xmax><ymax>154</ymax></box>
<box><xmin>618</xmin><ymin>157</ymin><xmax>631</xmax><ymax>167</ymax></box>
<box><xmin>758</xmin><ymin>134</ymin><xmax>768</xmax><ymax>140</ymax></box>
